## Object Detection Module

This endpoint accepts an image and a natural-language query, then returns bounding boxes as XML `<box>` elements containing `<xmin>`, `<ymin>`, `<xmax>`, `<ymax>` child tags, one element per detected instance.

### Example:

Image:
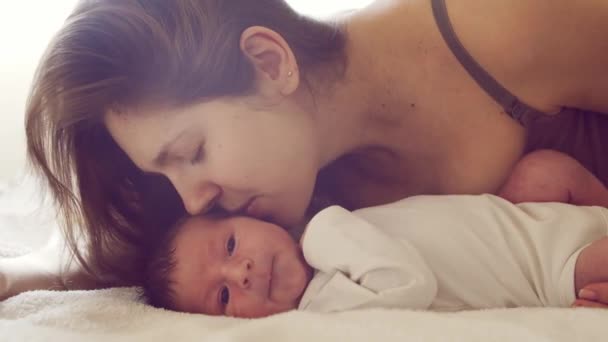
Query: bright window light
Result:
<box><xmin>287</xmin><ymin>0</ymin><xmax>374</xmax><ymax>16</ymax></box>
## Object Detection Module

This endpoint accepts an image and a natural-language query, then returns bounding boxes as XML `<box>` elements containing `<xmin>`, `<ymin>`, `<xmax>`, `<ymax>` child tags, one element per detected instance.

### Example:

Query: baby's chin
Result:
<box><xmin>243</xmin><ymin>300</ymin><xmax>297</xmax><ymax>318</ymax></box>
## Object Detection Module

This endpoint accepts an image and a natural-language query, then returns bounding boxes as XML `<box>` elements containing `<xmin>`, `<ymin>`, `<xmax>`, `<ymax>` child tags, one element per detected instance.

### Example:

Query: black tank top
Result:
<box><xmin>432</xmin><ymin>0</ymin><xmax>608</xmax><ymax>186</ymax></box>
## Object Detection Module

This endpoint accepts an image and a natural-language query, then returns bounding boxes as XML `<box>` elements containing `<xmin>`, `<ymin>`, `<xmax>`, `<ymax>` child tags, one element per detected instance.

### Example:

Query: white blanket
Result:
<box><xmin>2</xmin><ymin>178</ymin><xmax>608</xmax><ymax>342</ymax></box>
<box><xmin>1</xmin><ymin>286</ymin><xmax>607</xmax><ymax>342</ymax></box>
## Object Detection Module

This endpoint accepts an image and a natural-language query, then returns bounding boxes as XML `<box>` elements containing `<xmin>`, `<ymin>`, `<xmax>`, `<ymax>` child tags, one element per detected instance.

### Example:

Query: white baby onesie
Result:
<box><xmin>298</xmin><ymin>194</ymin><xmax>608</xmax><ymax>312</ymax></box>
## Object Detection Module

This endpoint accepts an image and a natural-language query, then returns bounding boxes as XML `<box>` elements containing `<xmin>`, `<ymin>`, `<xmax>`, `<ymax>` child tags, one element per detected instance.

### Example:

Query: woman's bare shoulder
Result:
<box><xmin>446</xmin><ymin>0</ymin><xmax>608</xmax><ymax>113</ymax></box>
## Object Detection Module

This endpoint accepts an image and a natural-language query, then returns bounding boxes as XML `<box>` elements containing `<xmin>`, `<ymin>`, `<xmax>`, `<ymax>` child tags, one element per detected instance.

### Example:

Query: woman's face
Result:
<box><xmin>105</xmin><ymin>97</ymin><xmax>320</xmax><ymax>227</ymax></box>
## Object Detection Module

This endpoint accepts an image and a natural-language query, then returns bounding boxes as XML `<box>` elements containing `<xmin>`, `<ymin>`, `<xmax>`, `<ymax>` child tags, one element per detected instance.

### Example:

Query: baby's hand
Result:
<box><xmin>573</xmin><ymin>283</ymin><xmax>608</xmax><ymax>309</ymax></box>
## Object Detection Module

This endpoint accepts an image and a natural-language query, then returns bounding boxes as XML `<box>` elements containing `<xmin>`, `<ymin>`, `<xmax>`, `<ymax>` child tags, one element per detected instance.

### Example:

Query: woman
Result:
<box><xmin>3</xmin><ymin>0</ymin><xmax>608</xmax><ymax>307</ymax></box>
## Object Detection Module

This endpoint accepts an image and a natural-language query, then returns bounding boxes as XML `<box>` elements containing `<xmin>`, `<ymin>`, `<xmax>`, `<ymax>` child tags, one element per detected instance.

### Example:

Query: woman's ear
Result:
<box><xmin>240</xmin><ymin>26</ymin><xmax>299</xmax><ymax>98</ymax></box>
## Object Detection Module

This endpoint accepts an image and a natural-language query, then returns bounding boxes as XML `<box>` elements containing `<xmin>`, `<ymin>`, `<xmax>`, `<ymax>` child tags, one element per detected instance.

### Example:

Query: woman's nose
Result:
<box><xmin>225</xmin><ymin>259</ymin><xmax>253</xmax><ymax>289</ymax></box>
<box><xmin>177</xmin><ymin>182</ymin><xmax>222</xmax><ymax>215</ymax></box>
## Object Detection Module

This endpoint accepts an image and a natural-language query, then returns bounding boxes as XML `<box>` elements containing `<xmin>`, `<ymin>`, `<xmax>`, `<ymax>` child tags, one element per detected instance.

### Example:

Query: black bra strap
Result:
<box><xmin>431</xmin><ymin>0</ymin><xmax>544</xmax><ymax>125</ymax></box>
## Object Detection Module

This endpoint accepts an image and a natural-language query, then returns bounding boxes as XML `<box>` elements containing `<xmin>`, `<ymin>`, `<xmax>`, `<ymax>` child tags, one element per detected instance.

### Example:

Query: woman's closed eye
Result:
<box><xmin>190</xmin><ymin>144</ymin><xmax>204</xmax><ymax>165</ymax></box>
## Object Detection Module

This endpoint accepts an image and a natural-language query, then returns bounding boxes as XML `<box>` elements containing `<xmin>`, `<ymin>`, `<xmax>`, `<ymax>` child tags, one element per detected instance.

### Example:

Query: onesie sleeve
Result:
<box><xmin>298</xmin><ymin>206</ymin><xmax>437</xmax><ymax>312</ymax></box>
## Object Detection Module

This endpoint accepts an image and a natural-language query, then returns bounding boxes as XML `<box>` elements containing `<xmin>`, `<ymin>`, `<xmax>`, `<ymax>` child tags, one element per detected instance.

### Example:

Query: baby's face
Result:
<box><xmin>169</xmin><ymin>215</ymin><xmax>312</xmax><ymax>318</ymax></box>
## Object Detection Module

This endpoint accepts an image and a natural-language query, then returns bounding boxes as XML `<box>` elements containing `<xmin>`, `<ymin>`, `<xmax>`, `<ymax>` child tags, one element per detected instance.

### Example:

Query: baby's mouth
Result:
<box><xmin>267</xmin><ymin>256</ymin><xmax>275</xmax><ymax>300</ymax></box>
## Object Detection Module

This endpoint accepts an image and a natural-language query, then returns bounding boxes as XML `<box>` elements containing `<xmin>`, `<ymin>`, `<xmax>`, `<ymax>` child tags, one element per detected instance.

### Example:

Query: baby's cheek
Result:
<box><xmin>232</xmin><ymin>295</ymin><xmax>293</xmax><ymax>318</ymax></box>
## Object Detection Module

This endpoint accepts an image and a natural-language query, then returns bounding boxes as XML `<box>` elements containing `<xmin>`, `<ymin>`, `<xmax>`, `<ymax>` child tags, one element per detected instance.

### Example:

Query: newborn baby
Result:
<box><xmin>143</xmin><ymin>195</ymin><xmax>608</xmax><ymax>317</ymax></box>
<box><xmin>141</xmin><ymin>150</ymin><xmax>608</xmax><ymax>317</ymax></box>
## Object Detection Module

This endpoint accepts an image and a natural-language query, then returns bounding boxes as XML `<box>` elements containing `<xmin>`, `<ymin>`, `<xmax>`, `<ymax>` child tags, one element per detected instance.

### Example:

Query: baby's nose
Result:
<box><xmin>227</xmin><ymin>259</ymin><xmax>252</xmax><ymax>289</ymax></box>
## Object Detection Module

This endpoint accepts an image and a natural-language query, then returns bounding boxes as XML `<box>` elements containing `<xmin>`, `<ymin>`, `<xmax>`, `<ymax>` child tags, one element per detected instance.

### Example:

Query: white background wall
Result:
<box><xmin>0</xmin><ymin>0</ymin><xmax>373</xmax><ymax>183</ymax></box>
<box><xmin>0</xmin><ymin>1</ymin><xmax>79</xmax><ymax>182</ymax></box>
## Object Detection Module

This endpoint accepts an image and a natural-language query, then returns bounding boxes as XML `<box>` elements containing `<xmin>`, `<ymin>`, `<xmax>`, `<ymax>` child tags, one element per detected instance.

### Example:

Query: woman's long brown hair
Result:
<box><xmin>25</xmin><ymin>0</ymin><xmax>346</xmax><ymax>284</ymax></box>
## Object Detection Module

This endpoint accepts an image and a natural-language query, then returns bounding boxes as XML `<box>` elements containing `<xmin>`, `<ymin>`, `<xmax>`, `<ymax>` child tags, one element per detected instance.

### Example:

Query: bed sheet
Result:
<box><xmin>1</xmin><ymin>177</ymin><xmax>606</xmax><ymax>342</ymax></box>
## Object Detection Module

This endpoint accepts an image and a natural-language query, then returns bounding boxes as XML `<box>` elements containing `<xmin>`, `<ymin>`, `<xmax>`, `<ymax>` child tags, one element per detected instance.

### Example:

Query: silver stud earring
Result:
<box><xmin>287</xmin><ymin>71</ymin><xmax>293</xmax><ymax>77</ymax></box>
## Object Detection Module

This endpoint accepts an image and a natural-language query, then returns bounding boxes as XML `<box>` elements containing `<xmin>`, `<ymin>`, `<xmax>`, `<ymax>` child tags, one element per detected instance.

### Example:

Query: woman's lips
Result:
<box><xmin>231</xmin><ymin>197</ymin><xmax>256</xmax><ymax>216</ymax></box>
<box><xmin>267</xmin><ymin>256</ymin><xmax>275</xmax><ymax>300</ymax></box>
<box><xmin>245</xmin><ymin>197</ymin><xmax>263</xmax><ymax>218</ymax></box>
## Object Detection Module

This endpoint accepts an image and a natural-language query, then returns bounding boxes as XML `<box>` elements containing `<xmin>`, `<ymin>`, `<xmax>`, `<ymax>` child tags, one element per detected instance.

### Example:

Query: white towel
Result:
<box><xmin>1</xmin><ymin>285</ymin><xmax>607</xmax><ymax>342</ymax></box>
<box><xmin>2</xmin><ymin>177</ymin><xmax>608</xmax><ymax>342</ymax></box>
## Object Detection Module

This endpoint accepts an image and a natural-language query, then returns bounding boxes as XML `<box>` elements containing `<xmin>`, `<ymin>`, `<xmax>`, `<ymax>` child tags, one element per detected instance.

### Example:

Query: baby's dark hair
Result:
<box><xmin>141</xmin><ymin>212</ymin><xmax>231</xmax><ymax>310</ymax></box>
<box><xmin>140</xmin><ymin>216</ymin><xmax>190</xmax><ymax>310</ymax></box>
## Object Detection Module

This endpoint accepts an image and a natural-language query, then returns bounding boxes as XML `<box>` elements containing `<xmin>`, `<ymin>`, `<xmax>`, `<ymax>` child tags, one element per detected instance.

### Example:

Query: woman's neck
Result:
<box><xmin>300</xmin><ymin>0</ymin><xmax>529</xmax><ymax>207</ymax></box>
<box><xmin>307</xmin><ymin>2</ymin><xmax>450</xmax><ymax>174</ymax></box>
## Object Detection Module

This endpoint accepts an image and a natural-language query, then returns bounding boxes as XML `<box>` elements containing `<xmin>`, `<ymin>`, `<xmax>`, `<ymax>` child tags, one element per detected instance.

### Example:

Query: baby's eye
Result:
<box><xmin>220</xmin><ymin>286</ymin><xmax>230</xmax><ymax>306</ymax></box>
<box><xmin>226</xmin><ymin>235</ymin><xmax>236</xmax><ymax>256</ymax></box>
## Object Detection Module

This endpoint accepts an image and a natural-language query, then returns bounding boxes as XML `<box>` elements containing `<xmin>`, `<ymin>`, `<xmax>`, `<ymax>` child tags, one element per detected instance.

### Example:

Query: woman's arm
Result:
<box><xmin>298</xmin><ymin>206</ymin><xmax>437</xmax><ymax>312</ymax></box>
<box><xmin>1</xmin><ymin>230</ymin><xmax>99</xmax><ymax>301</ymax></box>
<box><xmin>498</xmin><ymin>149</ymin><xmax>608</xmax><ymax>207</ymax></box>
